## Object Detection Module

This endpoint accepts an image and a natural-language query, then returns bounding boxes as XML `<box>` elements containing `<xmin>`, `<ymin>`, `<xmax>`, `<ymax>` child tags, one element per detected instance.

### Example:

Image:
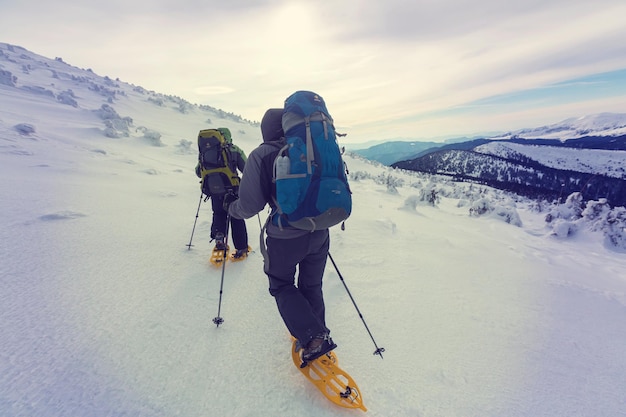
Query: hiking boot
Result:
<box><xmin>214</xmin><ymin>233</ymin><xmax>226</xmax><ymax>251</ymax></box>
<box><xmin>302</xmin><ymin>333</ymin><xmax>337</xmax><ymax>363</ymax></box>
<box><xmin>231</xmin><ymin>247</ymin><xmax>249</xmax><ymax>260</ymax></box>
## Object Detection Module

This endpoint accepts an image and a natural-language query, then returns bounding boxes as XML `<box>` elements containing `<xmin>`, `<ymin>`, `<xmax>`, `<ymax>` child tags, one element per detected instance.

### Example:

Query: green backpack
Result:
<box><xmin>198</xmin><ymin>128</ymin><xmax>239</xmax><ymax>197</ymax></box>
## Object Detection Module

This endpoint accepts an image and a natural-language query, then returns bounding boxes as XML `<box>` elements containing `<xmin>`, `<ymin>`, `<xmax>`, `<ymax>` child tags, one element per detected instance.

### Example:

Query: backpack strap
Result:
<box><xmin>283</xmin><ymin>111</ymin><xmax>333</xmax><ymax>176</ymax></box>
<box><xmin>222</xmin><ymin>143</ymin><xmax>241</xmax><ymax>186</ymax></box>
<box><xmin>304</xmin><ymin>117</ymin><xmax>314</xmax><ymax>175</ymax></box>
<box><xmin>259</xmin><ymin>214</ymin><xmax>271</xmax><ymax>274</ymax></box>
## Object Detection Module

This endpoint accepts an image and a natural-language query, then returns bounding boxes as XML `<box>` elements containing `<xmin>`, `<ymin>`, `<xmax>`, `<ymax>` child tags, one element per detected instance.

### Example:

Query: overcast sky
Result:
<box><xmin>3</xmin><ymin>0</ymin><xmax>626</xmax><ymax>143</ymax></box>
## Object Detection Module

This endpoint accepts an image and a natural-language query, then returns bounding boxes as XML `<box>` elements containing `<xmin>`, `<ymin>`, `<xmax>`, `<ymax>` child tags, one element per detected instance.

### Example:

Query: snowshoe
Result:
<box><xmin>291</xmin><ymin>338</ymin><xmax>366</xmax><ymax>411</ymax></box>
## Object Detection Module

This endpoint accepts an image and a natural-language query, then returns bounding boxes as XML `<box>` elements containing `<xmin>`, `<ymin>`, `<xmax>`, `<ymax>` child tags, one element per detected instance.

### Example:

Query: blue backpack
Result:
<box><xmin>272</xmin><ymin>91</ymin><xmax>352</xmax><ymax>230</ymax></box>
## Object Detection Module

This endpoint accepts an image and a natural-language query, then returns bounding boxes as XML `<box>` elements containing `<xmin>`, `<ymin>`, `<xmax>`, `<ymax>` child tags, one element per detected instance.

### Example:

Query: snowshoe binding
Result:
<box><xmin>209</xmin><ymin>234</ymin><xmax>229</xmax><ymax>267</ymax></box>
<box><xmin>300</xmin><ymin>333</ymin><xmax>337</xmax><ymax>367</ymax></box>
<box><xmin>229</xmin><ymin>245</ymin><xmax>252</xmax><ymax>262</ymax></box>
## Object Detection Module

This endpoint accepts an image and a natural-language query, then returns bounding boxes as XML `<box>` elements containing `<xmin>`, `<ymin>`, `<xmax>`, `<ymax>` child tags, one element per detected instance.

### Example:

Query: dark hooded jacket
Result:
<box><xmin>228</xmin><ymin>108</ymin><xmax>308</xmax><ymax>239</ymax></box>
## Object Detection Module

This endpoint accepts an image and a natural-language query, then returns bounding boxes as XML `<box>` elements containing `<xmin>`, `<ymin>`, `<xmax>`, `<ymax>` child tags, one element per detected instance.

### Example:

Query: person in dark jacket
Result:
<box><xmin>226</xmin><ymin>108</ymin><xmax>336</xmax><ymax>362</ymax></box>
<box><xmin>195</xmin><ymin>127</ymin><xmax>249</xmax><ymax>259</ymax></box>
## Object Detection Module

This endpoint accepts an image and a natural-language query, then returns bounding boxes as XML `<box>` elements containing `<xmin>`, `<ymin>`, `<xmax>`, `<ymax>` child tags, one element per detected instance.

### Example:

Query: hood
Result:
<box><xmin>217</xmin><ymin>127</ymin><xmax>232</xmax><ymax>143</ymax></box>
<box><xmin>260</xmin><ymin>108</ymin><xmax>284</xmax><ymax>142</ymax></box>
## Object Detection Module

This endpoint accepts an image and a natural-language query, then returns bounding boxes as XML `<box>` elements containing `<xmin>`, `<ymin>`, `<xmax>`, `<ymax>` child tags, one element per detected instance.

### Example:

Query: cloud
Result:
<box><xmin>3</xmin><ymin>0</ymin><xmax>626</xmax><ymax>141</ymax></box>
<box><xmin>194</xmin><ymin>86</ymin><xmax>235</xmax><ymax>95</ymax></box>
<box><xmin>326</xmin><ymin>0</ymin><xmax>573</xmax><ymax>41</ymax></box>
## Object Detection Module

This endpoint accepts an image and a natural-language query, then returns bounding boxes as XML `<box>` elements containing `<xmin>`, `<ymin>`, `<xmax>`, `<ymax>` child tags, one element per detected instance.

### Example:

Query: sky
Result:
<box><xmin>3</xmin><ymin>0</ymin><xmax>626</xmax><ymax>142</ymax></box>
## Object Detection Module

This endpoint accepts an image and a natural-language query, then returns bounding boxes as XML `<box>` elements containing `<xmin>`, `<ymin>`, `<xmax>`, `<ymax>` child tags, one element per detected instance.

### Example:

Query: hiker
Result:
<box><xmin>225</xmin><ymin>108</ymin><xmax>336</xmax><ymax>362</ymax></box>
<box><xmin>195</xmin><ymin>127</ymin><xmax>249</xmax><ymax>260</ymax></box>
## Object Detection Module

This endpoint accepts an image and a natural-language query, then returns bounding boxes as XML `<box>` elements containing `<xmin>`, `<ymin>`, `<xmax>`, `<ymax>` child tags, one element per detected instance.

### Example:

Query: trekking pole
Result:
<box><xmin>213</xmin><ymin>213</ymin><xmax>231</xmax><ymax>327</ymax></box>
<box><xmin>328</xmin><ymin>252</ymin><xmax>385</xmax><ymax>358</ymax></box>
<box><xmin>186</xmin><ymin>192</ymin><xmax>204</xmax><ymax>250</ymax></box>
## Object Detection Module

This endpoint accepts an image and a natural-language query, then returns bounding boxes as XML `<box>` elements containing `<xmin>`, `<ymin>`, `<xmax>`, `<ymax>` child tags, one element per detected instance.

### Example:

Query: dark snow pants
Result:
<box><xmin>210</xmin><ymin>194</ymin><xmax>248</xmax><ymax>250</ymax></box>
<box><xmin>265</xmin><ymin>229</ymin><xmax>330</xmax><ymax>345</ymax></box>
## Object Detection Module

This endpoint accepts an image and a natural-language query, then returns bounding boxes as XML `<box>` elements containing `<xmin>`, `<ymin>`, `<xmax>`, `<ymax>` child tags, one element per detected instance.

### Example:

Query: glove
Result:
<box><xmin>223</xmin><ymin>191</ymin><xmax>238</xmax><ymax>212</ymax></box>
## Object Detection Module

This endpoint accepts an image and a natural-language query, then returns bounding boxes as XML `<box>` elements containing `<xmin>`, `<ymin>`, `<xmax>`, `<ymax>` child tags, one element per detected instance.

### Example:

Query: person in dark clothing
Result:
<box><xmin>195</xmin><ymin>127</ymin><xmax>249</xmax><ymax>259</ymax></box>
<box><xmin>225</xmin><ymin>108</ymin><xmax>336</xmax><ymax>362</ymax></box>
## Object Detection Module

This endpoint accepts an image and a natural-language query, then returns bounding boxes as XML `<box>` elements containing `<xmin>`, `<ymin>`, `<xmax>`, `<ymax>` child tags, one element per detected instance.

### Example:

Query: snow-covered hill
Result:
<box><xmin>474</xmin><ymin>141</ymin><xmax>626</xmax><ymax>179</ymax></box>
<box><xmin>0</xmin><ymin>42</ymin><xmax>259</xmax><ymax>148</ymax></box>
<box><xmin>2</xmin><ymin>43</ymin><xmax>626</xmax><ymax>417</ymax></box>
<box><xmin>495</xmin><ymin>112</ymin><xmax>626</xmax><ymax>140</ymax></box>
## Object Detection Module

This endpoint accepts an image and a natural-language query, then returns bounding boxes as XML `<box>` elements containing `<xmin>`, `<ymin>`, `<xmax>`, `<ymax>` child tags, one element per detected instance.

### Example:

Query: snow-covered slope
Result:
<box><xmin>493</xmin><ymin>112</ymin><xmax>626</xmax><ymax>140</ymax></box>
<box><xmin>0</xmin><ymin>42</ymin><xmax>260</xmax><ymax>151</ymax></box>
<box><xmin>475</xmin><ymin>141</ymin><xmax>626</xmax><ymax>179</ymax></box>
<box><xmin>2</xmin><ymin>43</ymin><xmax>626</xmax><ymax>417</ymax></box>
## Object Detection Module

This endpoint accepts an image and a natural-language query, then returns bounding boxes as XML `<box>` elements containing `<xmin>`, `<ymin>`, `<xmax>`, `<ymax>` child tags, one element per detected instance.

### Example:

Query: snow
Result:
<box><xmin>2</xmin><ymin>43</ymin><xmax>626</xmax><ymax>417</ymax></box>
<box><xmin>490</xmin><ymin>112</ymin><xmax>626</xmax><ymax>141</ymax></box>
<box><xmin>475</xmin><ymin>141</ymin><xmax>626</xmax><ymax>179</ymax></box>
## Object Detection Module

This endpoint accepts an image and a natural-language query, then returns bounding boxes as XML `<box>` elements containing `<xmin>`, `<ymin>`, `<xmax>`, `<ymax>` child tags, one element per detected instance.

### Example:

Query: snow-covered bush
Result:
<box><xmin>175</xmin><ymin>139</ymin><xmax>194</xmax><ymax>154</ymax></box>
<box><xmin>177</xmin><ymin>102</ymin><xmax>193</xmax><ymax>114</ymax></box>
<box><xmin>103</xmin><ymin>76</ymin><xmax>119</xmax><ymax>88</ymax></box>
<box><xmin>57</xmin><ymin>90</ymin><xmax>78</xmax><ymax>107</ymax></box>
<box><xmin>545</xmin><ymin>192</ymin><xmax>583</xmax><ymax>223</ymax></box>
<box><xmin>527</xmin><ymin>200</ymin><xmax>550</xmax><ymax>214</ymax></box>
<box><xmin>545</xmin><ymin>193</ymin><xmax>584</xmax><ymax>238</ymax></box>
<box><xmin>95</xmin><ymin>104</ymin><xmax>121</xmax><ymax>120</ymax></box>
<box><xmin>0</xmin><ymin>69</ymin><xmax>16</xmax><ymax>86</ymax></box>
<box><xmin>603</xmin><ymin>207</ymin><xmax>626</xmax><ymax>251</ymax></box>
<box><xmin>349</xmin><ymin>170</ymin><xmax>371</xmax><ymax>181</ymax></box>
<box><xmin>103</xmin><ymin>126</ymin><xmax>124</xmax><ymax>138</ymax></box>
<box><xmin>469</xmin><ymin>198</ymin><xmax>493</xmax><ymax>217</ymax></box>
<box><xmin>374</xmin><ymin>173</ymin><xmax>404</xmax><ymax>193</ymax></box>
<box><xmin>581</xmin><ymin>199</ymin><xmax>611</xmax><ymax>229</ymax></box>
<box><xmin>545</xmin><ymin>192</ymin><xmax>626</xmax><ymax>250</ymax></box>
<box><xmin>469</xmin><ymin>198</ymin><xmax>522</xmax><ymax>226</ymax></box>
<box><xmin>143</xmin><ymin>129</ymin><xmax>164</xmax><ymax>147</ymax></box>
<box><xmin>14</xmin><ymin>123</ymin><xmax>36</xmax><ymax>135</ymax></box>
<box><xmin>492</xmin><ymin>205</ymin><xmax>523</xmax><ymax>226</ymax></box>
<box><xmin>96</xmin><ymin>104</ymin><xmax>132</xmax><ymax>138</ymax></box>
<box><xmin>88</xmin><ymin>83</ymin><xmax>117</xmax><ymax>100</ymax></box>
<box><xmin>104</xmin><ymin>119</ymin><xmax>131</xmax><ymax>137</ymax></box>
<box><xmin>418</xmin><ymin>186</ymin><xmax>440</xmax><ymax>207</ymax></box>
<box><xmin>550</xmin><ymin>219</ymin><xmax>578</xmax><ymax>238</ymax></box>
<box><xmin>403</xmin><ymin>193</ymin><xmax>436</xmax><ymax>210</ymax></box>
<box><xmin>579</xmin><ymin>199</ymin><xmax>626</xmax><ymax>250</ymax></box>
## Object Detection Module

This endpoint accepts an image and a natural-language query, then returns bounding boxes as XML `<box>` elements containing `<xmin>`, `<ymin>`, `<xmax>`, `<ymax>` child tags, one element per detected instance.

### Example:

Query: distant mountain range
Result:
<box><xmin>382</xmin><ymin>114</ymin><xmax>626</xmax><ymax>206</ymax></box>
<box><xmin>353</xmin><ymin>113</ymin><xmax>626</xmax><ymax>165</ymax></box>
